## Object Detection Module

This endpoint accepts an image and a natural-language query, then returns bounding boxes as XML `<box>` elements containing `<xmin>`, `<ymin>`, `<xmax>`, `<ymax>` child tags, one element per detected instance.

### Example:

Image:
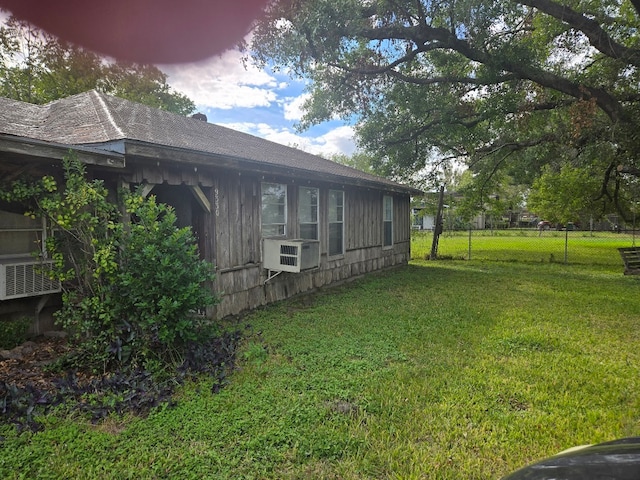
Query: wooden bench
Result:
<box><xmin>618</xmin><ymin>247</ymin><xmax>640</xmax><ymax>275</ymax></box>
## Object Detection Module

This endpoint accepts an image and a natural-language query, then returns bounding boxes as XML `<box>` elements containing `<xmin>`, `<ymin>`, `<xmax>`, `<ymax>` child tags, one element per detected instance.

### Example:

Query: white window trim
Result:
<box><xmin>298</xmin><ymin>186</ymin><xmax>319</xmax><ymax>241</ymax></box>
<box><xmin>0</xmin><ymin>210</ymin><xmax>48</xmax><ymax>258</ymax></box>
<box><xmin>328</xmin><ymin>189</ymin><xmax>344</xmax><ymax>257</ymax></box>
<box><xmin>383</xmin><ymin>195</ymin><xmax>393</xmax><ymax>248</ymax></box>
<box><xmin>261</xmin><ymin>182</ymin><xmax>287</xmax><ymax>237</ymax></box>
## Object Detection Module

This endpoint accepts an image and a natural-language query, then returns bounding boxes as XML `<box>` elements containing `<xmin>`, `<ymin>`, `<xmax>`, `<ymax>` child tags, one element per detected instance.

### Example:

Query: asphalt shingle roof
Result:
<box><xmin>0</xmin><ymin>91</ymin><xmax>419</xmax><ymax>193</ymax></box>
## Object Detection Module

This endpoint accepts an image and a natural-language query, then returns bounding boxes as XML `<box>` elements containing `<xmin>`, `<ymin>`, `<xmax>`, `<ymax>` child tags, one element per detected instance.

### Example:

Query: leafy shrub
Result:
<box><xmin>0</xmin><ymin>317</ymin><xmax>32</xmax><ymax>350</ymax></box>
<box><xmin>0</xmin><ymin>154</ymin><xmax>235</xmax><ymax>433</ymax></box>
<box><xmin>56</xmin><ymin>178</ymin><xmax>217</xmax><ymax>371</ymax></box>
<box><xmin>2</xmin><ymin>153</ymin><xmax>219</xmax><ymax>373</ymax></box>
<box><xmin>110</xmin><ymin>195</ymin><xmax>217</xmax><ymax>364</ymax></box>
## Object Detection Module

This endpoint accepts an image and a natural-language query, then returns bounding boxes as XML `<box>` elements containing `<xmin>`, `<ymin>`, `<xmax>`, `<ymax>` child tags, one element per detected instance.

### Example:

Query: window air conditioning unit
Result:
<box><xmin>263</xmin><ymin>239</ymin><xmax>320</xmax><ymax>273</ymax></box>
<box><xmin>0</xmin><ymin>258</ymin><xmax>61</xmax><ymax>300</ymax></box>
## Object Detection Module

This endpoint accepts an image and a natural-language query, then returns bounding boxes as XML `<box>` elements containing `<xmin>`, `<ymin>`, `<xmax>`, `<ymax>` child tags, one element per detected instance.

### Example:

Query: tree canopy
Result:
<box><xmin>0</xmin><ymin>15</ymin><xmax>195</xmax><ymax>115</ymax></box>
<box><xmin>527</xmin><ymin>164</ymin><xmax>601</xmax><ymax>223</ymax></box>
<box><xmin>249</xmin><ymin>0</ymin><xmax>640</xmax><ymax>218</ymax></box>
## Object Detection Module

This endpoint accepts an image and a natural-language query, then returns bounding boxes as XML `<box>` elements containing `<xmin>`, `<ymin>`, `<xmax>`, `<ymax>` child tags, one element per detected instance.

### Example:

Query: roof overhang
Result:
<box><xmin>120</xmin><ymin>140</ymin><xmax>422</xmax><ymax>196</ymax></box>
<box><xmin>0</xmin><ymin>134</ymin><xmax>125</xmax><ymax>168</ymax></box>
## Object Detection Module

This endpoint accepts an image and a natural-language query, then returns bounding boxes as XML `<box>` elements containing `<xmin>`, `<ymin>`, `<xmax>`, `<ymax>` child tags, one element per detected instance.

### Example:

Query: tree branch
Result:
<box><xmin>476</xmin><ymin>135</ymin><xmax>557</xmax><ymax>155</ymax></box>
<box><xmin>617</xmin><ymin>165</ymin><xmax>640</xmax><ymax>177</ymax></box>
<box><xmin>595</xmin><ymin>162</ymin><xmax>616</xmax><ymax>202</ymax></box>
<box><xmin>385</xmin><ymin>69</ymin><xmax>516</xmax><ymax>86</ymax></box>
<box><xmin>349</xmin><ymin>16</ymin><xmax>627</xmax><ymax>123</ymax></box>
<box><xmin>518</xmin><ymin>0</ymin><xmax>640</xmax><ymax>67</ymax></box>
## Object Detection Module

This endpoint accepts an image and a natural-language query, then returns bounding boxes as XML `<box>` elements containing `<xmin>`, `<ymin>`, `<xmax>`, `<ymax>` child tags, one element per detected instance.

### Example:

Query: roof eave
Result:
<box><xmin>119</xmin><ymin>140</ymin><xmax>421</xmax><ymax>195</ymax></box>
<box><xmin>0</xmin><ymin>134</ymin><xmax>125</xmax><ymax>168</ymax></box>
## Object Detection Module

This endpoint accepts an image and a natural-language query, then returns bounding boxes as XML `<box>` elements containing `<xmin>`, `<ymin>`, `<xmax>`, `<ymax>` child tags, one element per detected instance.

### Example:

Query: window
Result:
<box><xmin>328</xmin><ymin>190</ymin><xmax>344</xmax><ymax>256</ymax></box>
<box><xmin>383</xmin><ymin>195</ymin><xmax>393</xmax><ymax>247</ymax></box>
<box><xmin>261</xmin><ymin>183</ymin><xmax>287</xmax><ymax>236</ymax></box>
<box><xmin>0</xmin><ymin>210</ymin><xmax>47</xmax><ymax>257</ymax></box>
<box><xmin>298</xmin><ymin>187</ymin><xmax>319</xmax><ymax>240</ymax></box>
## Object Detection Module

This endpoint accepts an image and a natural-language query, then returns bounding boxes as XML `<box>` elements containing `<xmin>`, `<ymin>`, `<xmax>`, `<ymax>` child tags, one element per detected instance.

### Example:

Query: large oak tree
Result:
<box><xmin>250</xmin><ymin>0</ymin><xmax>640</xmax><ymax>218</ymax></box>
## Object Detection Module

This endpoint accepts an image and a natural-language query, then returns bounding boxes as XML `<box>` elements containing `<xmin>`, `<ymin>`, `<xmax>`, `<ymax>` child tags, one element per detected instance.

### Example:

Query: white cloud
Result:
<box><xmin>160</xmin><ymin>45</ymin><xmax>356</xmax><ymax>158</ymax></box>
<box><xmin>219</xmin><ymin>122</ymin><xmax>356</xmax><ymax>158</ymax></box>
<box><xmin>160</xmin><ymin>49</ymin><xmax>279</xmax><ymax>109</ymax></box>
<box><xmin>315</xmin><ymin>126</ymin><xmax>357</xmax><ymax>157</ymax></box>
<box><xmin>282</xmin><ymin>93</ymin><xmax>310</xmax><ymax>121</ymax></box>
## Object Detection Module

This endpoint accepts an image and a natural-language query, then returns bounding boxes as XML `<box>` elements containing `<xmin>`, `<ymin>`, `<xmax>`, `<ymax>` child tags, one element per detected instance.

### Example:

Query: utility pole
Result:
<box><xmin>430</xmin><ymin>185</ymin><xmax>445</xmax><ymax>260</ymax></box>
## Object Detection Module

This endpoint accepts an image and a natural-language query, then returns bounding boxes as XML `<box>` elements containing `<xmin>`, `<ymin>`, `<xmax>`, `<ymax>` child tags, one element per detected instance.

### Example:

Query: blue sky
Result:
<box><xmin>0</xmin><ymin>11</ymin><xmax>355</xmax><ymax>159</ymax></box>
<box><xmin>160</xmin><ymin>46</ymin><xmax>357</xmax><ymax>159</ymax></box>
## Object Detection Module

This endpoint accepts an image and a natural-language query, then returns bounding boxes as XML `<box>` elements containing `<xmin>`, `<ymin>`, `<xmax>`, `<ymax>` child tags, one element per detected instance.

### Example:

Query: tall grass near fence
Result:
<box><xmin>412</xmin><ymin>229</ymin><xmax>635</xmax><ymax>267</ymax></box>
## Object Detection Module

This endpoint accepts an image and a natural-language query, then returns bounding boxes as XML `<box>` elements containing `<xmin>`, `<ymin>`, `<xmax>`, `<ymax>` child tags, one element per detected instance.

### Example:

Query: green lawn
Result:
<box><xmin>2</xmin><ymin>237</ymin><xmax>640</xmax><ymax>479</ymax></box>
<box><xmin>413</xmin><ymin>229</ymin><xmax>637</xmax><ymax>265</ymax></box>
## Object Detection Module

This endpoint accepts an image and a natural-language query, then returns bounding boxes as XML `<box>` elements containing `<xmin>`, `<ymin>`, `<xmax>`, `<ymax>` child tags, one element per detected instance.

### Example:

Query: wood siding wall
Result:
<box><xmin>211</xmin><ymin>173</ymin><xmax>412</xmax><ymax>319</ymax></box>
<box><xmin>0</xmin><ymin>152</ymin><xmax>414</xmax><ymax>327</ymax></box>
<box><xmin>114</xmin><ymin>162</ymin><xmax>411</xmax><ymax>319</ymax></box>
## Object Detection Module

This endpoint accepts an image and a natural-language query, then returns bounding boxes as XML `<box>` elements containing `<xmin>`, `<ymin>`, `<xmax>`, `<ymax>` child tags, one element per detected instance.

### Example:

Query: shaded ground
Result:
<box><xmin>0</xmin><ymin>336</ymin><xmax>71</xmax><ymax>392</ymax></box>
<box><xmin>1</xmin><ymin>331</ymin><xmax>241</xmax><ymax>432</ymax></box>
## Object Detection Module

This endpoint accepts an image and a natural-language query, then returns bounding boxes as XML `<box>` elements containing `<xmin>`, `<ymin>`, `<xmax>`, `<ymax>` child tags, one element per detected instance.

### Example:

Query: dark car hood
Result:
<box><xmin>503</xmin><ymin>437</ymin><xmax>640</xmax><ymax>480</ymax></box>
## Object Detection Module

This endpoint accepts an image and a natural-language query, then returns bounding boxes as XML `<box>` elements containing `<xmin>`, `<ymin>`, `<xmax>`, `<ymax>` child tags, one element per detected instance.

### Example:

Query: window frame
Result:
<box><xmin>383</xmin><ymin>194</ymin><xmax>393</xmax><ymax>248</ymax></box>
<box><xmin>298</xmin><ymin>186</ymin><xmax>319</xmax><ymax>241</ymax></box>
<box><xmin>261</xmin><ymin>182</ymin><xmax>287</xmax><ymax>237</ymax></box>
<box><xmin>0</xmin><ymin>209</ymin><xmax>48</xmax><ymax>258</ymax></box>
<box><xmin>328</xmin><ymin>189</ymin><xmax>344</xmax><ymax>257</ymax></box>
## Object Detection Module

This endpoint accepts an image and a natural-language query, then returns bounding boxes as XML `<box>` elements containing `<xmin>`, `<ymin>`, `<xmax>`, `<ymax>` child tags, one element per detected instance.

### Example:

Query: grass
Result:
<box><xmin>412</xmin><ymin>229</ymin><xmax>636</xmax><ymax>265</ymax></box>
<box><xmin>2</xmin><ymin>235</ymin><xmax>640</xmax><ymax>479</ymax></box>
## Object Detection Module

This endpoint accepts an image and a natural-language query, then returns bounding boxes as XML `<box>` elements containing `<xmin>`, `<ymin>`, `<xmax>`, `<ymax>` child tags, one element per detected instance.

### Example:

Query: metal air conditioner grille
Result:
<box><xmin>279</xmin><ymin>244</ymin><xmax>299</xmax><ymax>267</ymax></box>
<box><xmin>1</xmin><ymin>260</ymin><xmax>61</xmax><ymax>300</ymax></box>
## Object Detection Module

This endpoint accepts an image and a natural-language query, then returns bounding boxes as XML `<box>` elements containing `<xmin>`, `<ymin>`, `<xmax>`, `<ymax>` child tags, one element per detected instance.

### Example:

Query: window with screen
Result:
<box><xmin>299</xmin><ymin>187</ymin><xmax>319</xmax><ymax>240</ymax></box>
<box><xmin>261</xmin><ymin>183</ymin><xmax>287</xmax><ymax>236</ymax></box>
<box><xmin>383</xmin><ymin>195</ymin><xmax>393</xmax><ymax>247</ymax></box>
<box><xmin>328</xmin><ymin>190</ymin><xmax>344</xmax><ymax>256</ymax></box>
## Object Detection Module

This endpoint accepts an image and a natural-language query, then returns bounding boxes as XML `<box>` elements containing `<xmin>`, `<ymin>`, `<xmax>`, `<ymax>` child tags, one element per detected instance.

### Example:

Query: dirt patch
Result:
<box><xmin>0</xmin><ymin>335</ymin><xmax>71</xmax><ymax>392</ymax></box>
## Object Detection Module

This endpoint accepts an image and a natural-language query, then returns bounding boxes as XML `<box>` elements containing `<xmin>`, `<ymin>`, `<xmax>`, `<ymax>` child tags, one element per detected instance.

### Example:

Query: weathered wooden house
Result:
<box><xmin>0</xmin><ymin>91</ymin><xmax>420</xmax><ymax>328</ymax></box>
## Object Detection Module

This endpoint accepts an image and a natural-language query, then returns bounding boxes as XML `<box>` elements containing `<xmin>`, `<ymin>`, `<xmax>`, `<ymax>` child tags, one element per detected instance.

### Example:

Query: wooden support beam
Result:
<box><xmin>189</xmin><ymin>185</ymin><xmax>211</xmax><ymax>213</ymax></box>
<box><xmin>140</xmin><ymin>183</ymin><xmax>155</xmax><ymax>198</ymax></box>
<box><xmin>118</xmin><ymin>178</ymin><xmax>131</xmax><ymax>233</ymax></box>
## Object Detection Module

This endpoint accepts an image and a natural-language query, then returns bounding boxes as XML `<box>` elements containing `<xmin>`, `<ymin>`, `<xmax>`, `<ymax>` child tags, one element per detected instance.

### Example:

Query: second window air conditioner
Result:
<box><xmin>0</xmin><ymin>258</ymin><xmax>61</xmax><ymax>301</ymax></box>
<box><xmin>263</xmin><ymin>239</ymin><xmax>320</xmax><ymax>273</ymax></box>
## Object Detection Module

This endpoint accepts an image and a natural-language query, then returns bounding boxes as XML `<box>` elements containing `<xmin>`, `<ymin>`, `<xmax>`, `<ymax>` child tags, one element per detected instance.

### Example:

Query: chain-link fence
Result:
<box><xmin>411</xmin><ymin>227</ymin><xmax>638</xmax><ymax>268</ymax></box>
